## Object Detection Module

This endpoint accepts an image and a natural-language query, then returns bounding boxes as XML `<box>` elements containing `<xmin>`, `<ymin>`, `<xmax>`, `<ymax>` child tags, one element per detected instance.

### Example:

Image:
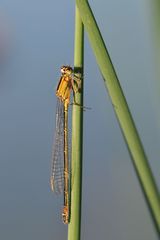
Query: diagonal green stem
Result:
<box><xmin>76</xmin><ymin>0</ymin><xmax>160</xmax><ymax>234</ymax></box>
<box><xmin>68</xmin><ymin>6</ymin><xmax>84</xmax><ymax>240</ymax></box>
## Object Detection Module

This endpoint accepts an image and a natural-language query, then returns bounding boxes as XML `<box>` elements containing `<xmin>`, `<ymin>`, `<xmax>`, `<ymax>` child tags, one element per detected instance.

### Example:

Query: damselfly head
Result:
<box><xmin>60</xmin><ymin>66</ymin><xmax>73</xmax><ymax>75</ymax></box>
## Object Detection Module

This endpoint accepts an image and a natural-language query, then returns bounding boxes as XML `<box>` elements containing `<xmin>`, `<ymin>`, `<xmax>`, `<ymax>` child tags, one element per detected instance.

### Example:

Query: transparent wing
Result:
<box><xmin>50</xmin><ymin>99</ymin><xmax>64</xmax><ymax>194</ymax></box>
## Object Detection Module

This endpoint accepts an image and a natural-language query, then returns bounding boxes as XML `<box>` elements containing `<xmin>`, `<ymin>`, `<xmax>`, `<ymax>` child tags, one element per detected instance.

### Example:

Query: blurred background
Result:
<box><xmin>0</xmin><ymin>0</ymin><xmax>160</xmax><ymax>239</ymax></box>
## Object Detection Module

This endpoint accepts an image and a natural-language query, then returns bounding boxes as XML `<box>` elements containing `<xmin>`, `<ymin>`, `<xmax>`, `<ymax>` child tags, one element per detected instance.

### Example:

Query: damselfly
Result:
<box><xmin>50</xmin><ymin>66</ymin><xmax>81</xmax><ymax>224</ymax></box>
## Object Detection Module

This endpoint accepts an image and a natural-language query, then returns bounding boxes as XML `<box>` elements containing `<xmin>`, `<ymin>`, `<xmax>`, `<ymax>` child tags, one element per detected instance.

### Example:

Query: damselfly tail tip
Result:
<box><xmin>62</xmin><ymin>206</ymin><xmax>69</xmax><ymax>224</ymax></box>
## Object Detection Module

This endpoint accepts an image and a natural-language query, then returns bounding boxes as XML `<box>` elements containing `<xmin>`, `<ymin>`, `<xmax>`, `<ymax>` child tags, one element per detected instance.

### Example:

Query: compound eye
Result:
<box><xmin>61</xmin><ymin>67</ymin><xmax>65</xmax><ymax>73</ymax></box>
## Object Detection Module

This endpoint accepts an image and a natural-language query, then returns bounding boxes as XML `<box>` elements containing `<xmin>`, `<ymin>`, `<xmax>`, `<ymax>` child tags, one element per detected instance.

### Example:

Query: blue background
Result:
<box><xmin>0</xmin><ymin>0</ymin><xmax>160</xmax><ymax>239</ymax></box>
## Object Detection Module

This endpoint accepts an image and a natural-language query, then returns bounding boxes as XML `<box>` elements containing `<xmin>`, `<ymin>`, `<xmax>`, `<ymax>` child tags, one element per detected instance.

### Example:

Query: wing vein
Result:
<box><xmin>50</xmin><ymin>99</ymin><xmax>64</xmax><ymax>194</ymax></box>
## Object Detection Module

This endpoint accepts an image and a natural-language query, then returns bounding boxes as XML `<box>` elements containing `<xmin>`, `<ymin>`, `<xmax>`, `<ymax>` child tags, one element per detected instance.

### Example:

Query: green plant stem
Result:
<box><xmin>68</xmin><ymin>6</ymin><xmax>84</xmax><ymax>240</ymax></box>
<box><xmin>150</xmin><ymin>0</ymin><xmax>160</xmax><ymax>81</ymax></box>
<box><xmin>76</xmin><ymin>0</ymin><xmax>160</xmax><ymax>234</ymax></box>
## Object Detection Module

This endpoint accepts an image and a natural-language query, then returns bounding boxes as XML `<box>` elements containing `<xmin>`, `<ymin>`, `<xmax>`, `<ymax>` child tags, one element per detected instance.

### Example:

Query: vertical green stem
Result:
<box><xmin>68</xmin><ymin>6</ymin><xmax>84</xmax><ymax>240</ymax></box>
<box><xmin>150</xmin><ymin>0</ymin><xmax>160</xmax><ymax>81</ymax></box>
<box><xmin>76</xmin><ymin>0</ymin><xmax>160</xmax><ymax>234</ymax></box>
